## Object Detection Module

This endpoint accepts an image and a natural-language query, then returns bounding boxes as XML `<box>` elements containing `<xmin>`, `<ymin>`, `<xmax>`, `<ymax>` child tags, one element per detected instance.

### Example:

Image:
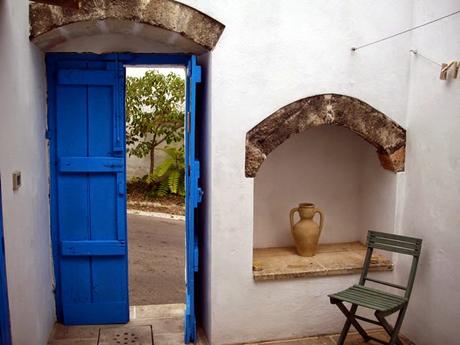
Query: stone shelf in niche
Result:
<box><xmin>252</xmin><ymin>242</ymin><xmax>393</xmax><ymax>281</ymax></box>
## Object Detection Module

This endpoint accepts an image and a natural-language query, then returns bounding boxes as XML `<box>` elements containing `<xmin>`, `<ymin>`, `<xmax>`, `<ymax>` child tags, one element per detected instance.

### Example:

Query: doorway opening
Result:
<box><xmin>124</xmin><ymin>66</ymin><xmax>187</xmax><ymax>308</ymax></box>
<box><xmin>46</xmin><ymin>53</ymin><xmax>202</xmax><ymax>343</ymax></box>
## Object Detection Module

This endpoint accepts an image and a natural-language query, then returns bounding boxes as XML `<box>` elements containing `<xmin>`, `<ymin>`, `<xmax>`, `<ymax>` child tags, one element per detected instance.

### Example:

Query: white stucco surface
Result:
<box><xmin>254</xmin><ymin>126</ymin><xmax>396</xmax><ymax>248</ymax></box>
<box><xmin>177</xmin><ymin>0</ymin><xmax>414</xmax><ymax>343</ymax></box>
<box><xmin>0</xmin><ymin>1</ymin><xmax>55</xmax><ymax>344</ymax></box>
<box><xmin>397</xmin><ymin>1</ymin><xmax>460</xmax><ymax>344</ymax></box>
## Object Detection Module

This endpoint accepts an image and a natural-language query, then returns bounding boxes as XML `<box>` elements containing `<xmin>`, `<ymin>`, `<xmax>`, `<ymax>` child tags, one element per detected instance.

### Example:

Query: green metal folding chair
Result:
<box><xmin>329</xmin><ymin>230</ymin><xmax>422</xmax><ymax>345</ymax></box>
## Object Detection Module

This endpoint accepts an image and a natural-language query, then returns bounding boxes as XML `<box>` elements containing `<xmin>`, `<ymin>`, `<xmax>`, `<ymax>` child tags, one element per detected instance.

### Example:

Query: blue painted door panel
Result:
<box><xmin>47</xmin><ymin>56</ymin><xmax>128</xmax><ymax>325</ymax></box>
<box><xmin>184</xmin><ymin>56</ymin><xmax>203</xmax><ymax>343</ymax></box>
<box><xmin>0</xmin><ymin>180</ymin><xmax>12</xmax><ymax>345</ymax></box>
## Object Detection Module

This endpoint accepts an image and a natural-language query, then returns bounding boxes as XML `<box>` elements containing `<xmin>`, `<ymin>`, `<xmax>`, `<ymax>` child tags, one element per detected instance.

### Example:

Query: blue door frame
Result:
<box><xmin>0</xmin><ymin>180</ymin><xmax>12</xmax><ymax>345</ymax></box>
<box><xmin>46</xmin><ymin>53</ymin><xmax>202</xmax><ymax>342</ymax></box>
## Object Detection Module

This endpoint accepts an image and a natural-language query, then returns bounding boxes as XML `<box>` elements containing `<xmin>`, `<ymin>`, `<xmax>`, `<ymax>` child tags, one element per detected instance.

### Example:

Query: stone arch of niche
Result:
<box><xmin>246</xmin><ymin>94</ymin><xmax>406</xmax><ymax>177</ymax></box>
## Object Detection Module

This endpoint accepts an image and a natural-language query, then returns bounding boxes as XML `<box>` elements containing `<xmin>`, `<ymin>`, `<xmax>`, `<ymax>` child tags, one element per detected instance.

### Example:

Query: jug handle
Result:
<box><xmin>314</xmin><ymin>209</ymin><xmax>325</xmax><ymax>236</ymax></box>
<box><xmin>289</xmin><ymin>207</ymin><xmax>299</xmax><ymax>232</ymax></box>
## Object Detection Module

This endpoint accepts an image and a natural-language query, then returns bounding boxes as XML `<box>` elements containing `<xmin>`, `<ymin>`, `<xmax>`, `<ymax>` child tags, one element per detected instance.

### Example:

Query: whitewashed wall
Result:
<box><xmin>397</xmin><ymin>1</ymin><xmax>460</xmax><ymax>344</ymax></box>
<box><xmin>179</xmin><ymin>0</ymin><xmax>414</xmax><ymax>343</ymax></box>
<box><xmin>0</xmin><ymin>1</ymin><xmax>55</xmax><ymax>344</ymax></box>
<box><xmin>254</xmin><ymin>126</ymin><xmax>397</xmax><ymax>248</ymax></box>
<box><xmin>126</xmin><ymin>142</ymin><xmax>175</xmax><ymax>178</ymax></box>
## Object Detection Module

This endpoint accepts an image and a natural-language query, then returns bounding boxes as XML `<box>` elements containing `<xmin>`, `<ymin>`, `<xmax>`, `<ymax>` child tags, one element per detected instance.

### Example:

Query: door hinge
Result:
<box><xmin>193</xmin><ymin>242</ymin><xmax>199</xmax><ymax>272</ymax></box>
<box><xmin>45</xmin><ymin>129</ymin><xmax>50</xmax><ymax>140</ymax></box>
<box><xmin>118</xmin><ymin>181</ymin><xmax>125</xmax><ymax>196</ymax></box>
<box><xmin>186</xmin><ymin>111</ymin><xmax>190</xmax><ymax>133</ymax></box>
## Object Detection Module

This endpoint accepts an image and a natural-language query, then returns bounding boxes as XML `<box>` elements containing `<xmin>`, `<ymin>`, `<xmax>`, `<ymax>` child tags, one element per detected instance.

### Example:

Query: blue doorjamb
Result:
<box><xmin>0</xmin><ymin>179</ymin><xmax>12</xmax><ymax>345</ymax></box>
<box><xmin>46</xmin><ymin>53</ymin><xmax>202</xmax><ymax>342</ymax></box>
<box><xmin>184</xmin><ymin>56</ymin><xmax>202</xmax><ymax>344</ymax></box>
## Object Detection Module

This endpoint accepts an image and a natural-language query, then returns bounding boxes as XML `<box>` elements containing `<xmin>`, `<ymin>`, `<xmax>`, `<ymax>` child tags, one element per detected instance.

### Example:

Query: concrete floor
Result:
<box><xmin>128</xmin><ymin>214</ymin><xmax>185</xmax><ymax>305</ymax></box>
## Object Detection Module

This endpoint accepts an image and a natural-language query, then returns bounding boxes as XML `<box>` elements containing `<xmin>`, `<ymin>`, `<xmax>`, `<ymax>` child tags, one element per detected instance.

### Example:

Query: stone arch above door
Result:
<box><xmin>246</xmin><ymin>94</ymin><xmax>406</xmax><ymax>177</ymax></box>
<box><xmin>29</xmin><ymin>0</ymin><xmax>225</xmax><ymax>53</ymax></box>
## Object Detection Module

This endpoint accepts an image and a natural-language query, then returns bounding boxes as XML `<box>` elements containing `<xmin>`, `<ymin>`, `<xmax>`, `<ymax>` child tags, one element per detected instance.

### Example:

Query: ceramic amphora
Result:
<box><xmin>289</xmin><ymin>203</ymin><xmax>324</xmax><ymax>257</ymax></box>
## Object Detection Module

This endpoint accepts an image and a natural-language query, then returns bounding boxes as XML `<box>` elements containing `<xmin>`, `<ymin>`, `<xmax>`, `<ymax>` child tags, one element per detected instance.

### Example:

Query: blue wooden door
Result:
<box><xmin>0</xmin><ymin>180</ymin><xmax>12</xmax><ymax>345</ymax></box>
<box><xmin>47</xmin><ymin>55</ymin><xmax>128</xmax><ymax>324</ymax></box>
<box><xmin>184</xmin><ymin>56</ymin><xmax>203</xmax><ymax>343</ymax></box>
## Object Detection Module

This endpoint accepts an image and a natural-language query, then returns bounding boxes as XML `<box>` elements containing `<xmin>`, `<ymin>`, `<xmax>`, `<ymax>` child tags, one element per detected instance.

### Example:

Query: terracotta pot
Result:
<box><xmin>289</xmin><ymin>203</ymin><xmax>324</xmax><ymax>257</ymax></box>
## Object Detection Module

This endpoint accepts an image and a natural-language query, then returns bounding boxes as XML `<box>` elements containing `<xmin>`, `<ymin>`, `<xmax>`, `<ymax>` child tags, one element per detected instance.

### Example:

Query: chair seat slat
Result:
<box><xmin>341</xmin><ymin>290</ymin><xmax>401</xmax><ymax>308</ymax></box>
<box><xmin>338</xmin><ymin>291</ymin><xmax>395</xmax><ymax>308</ymax></box>
<box><xmin>329</xmin><ymin>285</ymin><xmax>406</xmax><ymax>312</ymax></box>
<box><xmin>353</xmin><ymin>285</ymin><xmax>407</xmax><ymax>302</ymax></box>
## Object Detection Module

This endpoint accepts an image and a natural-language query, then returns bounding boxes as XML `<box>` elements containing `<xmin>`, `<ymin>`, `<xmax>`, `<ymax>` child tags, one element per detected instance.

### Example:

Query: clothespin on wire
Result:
<box><xmin>440</xmin><ymin>61</ymin><xmax>459</xmax><ymax>80</ymax></box>
<box><xmin>410</xmin><ymin>50</ymin><xmax>459</xmax><ymax>81</ymax></box>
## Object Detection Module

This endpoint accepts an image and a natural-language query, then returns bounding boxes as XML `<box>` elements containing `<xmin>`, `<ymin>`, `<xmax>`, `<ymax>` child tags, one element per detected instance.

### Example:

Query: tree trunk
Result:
<box><xmin>149</xmin><ymin>144</ymin><xmax>155</xmax><ymax>174</ymax></box>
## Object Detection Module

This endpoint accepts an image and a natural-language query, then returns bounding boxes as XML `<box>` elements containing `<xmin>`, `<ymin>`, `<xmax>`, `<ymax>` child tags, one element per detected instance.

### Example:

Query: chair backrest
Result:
<box><xmin>359</xmin><ymin>230</ymin><xmax>423</xmax><ymax>300</ymax></box>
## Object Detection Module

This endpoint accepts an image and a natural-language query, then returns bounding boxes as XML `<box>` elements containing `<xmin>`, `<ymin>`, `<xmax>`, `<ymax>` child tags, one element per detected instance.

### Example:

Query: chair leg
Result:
<box><xmin>335</xmin><ymin>302</ymin><xmax>370</xmax><ymax>344</ymax></box>
<box><xmin>388</xmin><ymin>307</ymin><xmax>407</xmax><ymax>345</ymax></box>
<box><xmin>375</xmin><ymin>310</ymin><xmax>405</xmax><ymax>345</ymax></box>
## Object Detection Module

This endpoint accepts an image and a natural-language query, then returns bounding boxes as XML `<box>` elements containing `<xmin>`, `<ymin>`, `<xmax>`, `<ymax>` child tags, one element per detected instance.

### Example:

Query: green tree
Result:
<box><xmin>126</xmin><ymin>70</ymin><xmax>185</xmax><ymax>173</ymax></box>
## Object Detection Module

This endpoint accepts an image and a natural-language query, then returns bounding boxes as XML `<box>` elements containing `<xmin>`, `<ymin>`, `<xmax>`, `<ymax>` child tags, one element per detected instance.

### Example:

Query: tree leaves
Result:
<box><xmin>147</xmin><ymin>147</ymin><xmax>185</xmax><ymax>197</ymax></box>
<box><xmin>125</xmin><ymin>69</ymin><xmax>185</xmax><ymax>173</ymax></box>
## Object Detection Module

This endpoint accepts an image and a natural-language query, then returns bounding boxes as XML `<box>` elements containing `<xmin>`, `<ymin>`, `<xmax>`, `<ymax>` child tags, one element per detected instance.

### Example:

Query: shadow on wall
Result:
<box><xmin>253</xmin><ymin>126</ymin><xmax>397</xmax><ymax>248</ymax></box>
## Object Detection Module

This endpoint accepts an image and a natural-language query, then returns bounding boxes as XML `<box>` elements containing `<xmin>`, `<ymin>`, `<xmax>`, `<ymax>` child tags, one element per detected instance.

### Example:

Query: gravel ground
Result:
<box><xmin>128</xmin><ymin>213</ymin><xmax>185</xmax><ymax>306</ymax></box>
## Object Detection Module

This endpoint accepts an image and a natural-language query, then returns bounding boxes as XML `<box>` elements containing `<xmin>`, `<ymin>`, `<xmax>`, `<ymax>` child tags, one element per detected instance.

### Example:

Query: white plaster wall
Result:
<box><xmin>126</xmin><ymin>141</ymin><xmax>178</xmax><ymax>178</ymax></box>
<box><xmin>254</xmin><ymin>125</ymin><xmax>397</xmax><ymax>248</ymax></box>
<box><xmin>358</xmin><ymin>140</ymin><xmax>398</xmax><ymax>245</ymax></box>
<box><xmin>178</xmin><ymin>1</ymin><xmax>413</xmax><ymax>343</ymax></box>
<box><xmin>0</xmin><ymin>1</ymin><xmax>55</xmax><ymax>344</ymax></box>
<box><xmin>397</xmin><ymin>1</ymin><xmax>460</xmax><ymax>343</ymax></box>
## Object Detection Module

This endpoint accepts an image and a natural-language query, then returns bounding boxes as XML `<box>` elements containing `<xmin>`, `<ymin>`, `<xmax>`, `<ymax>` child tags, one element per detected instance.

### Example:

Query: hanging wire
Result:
<box><xmin>352</xmin><ymin>9</ymin><xmax>460</xmax><ymax>51</ymax></box>
<box><xmin>409</xmin><ymin>50</ymin><xmax>442</xmax><ymax>67</ymax></box>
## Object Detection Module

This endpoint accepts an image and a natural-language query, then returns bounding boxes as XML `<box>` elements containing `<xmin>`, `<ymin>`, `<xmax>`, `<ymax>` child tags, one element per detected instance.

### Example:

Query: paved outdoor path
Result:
<box><xmin>128</xmin><ymin>214</ymin><xmax>185</xmax><ymax>306</ymax></box>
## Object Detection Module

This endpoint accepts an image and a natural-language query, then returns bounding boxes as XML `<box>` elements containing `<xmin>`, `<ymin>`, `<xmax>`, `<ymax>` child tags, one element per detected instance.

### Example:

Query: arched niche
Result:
<box><xmin>246</xmin><ymin>94</ymin><xmax>406</xmax><ymax>177</ymax></box>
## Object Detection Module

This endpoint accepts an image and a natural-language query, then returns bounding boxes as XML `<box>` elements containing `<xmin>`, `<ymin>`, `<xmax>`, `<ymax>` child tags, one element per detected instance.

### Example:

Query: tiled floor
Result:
<box><xmin>48</xmin><ymin>304</ymin><xmax>414</xmax><ymax>345</ymax></box>
<box><xmin>47</xmin><ymin>304</ymin><xmax>187</xmax><ymax>345</ymax></box>
<box><xmin>245</xmin><ymin>330</ymin><xmax>414</xmax><ymax>345</ymax></box>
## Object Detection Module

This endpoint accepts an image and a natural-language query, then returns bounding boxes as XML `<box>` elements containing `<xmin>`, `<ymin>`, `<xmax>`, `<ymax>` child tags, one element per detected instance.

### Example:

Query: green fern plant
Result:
<box><xmin>148</xmin><ymin>146</ymin><xmax>185</xmax><ymax>197</ymax></box>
